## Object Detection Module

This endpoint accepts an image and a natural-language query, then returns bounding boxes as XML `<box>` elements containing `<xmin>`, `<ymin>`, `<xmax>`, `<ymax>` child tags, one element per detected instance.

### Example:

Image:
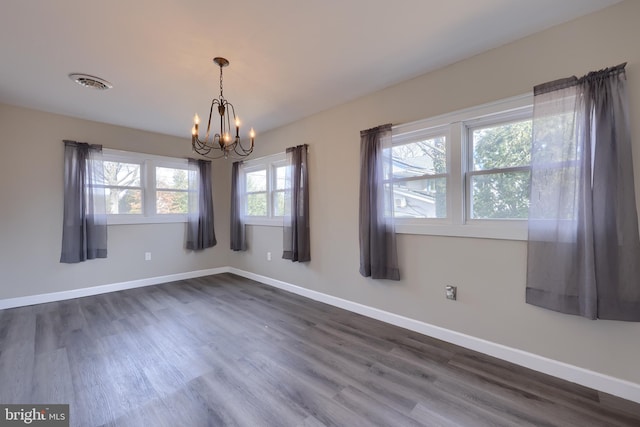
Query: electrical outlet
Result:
<box><xmin>145</xmin><ymin>252</ymin><xmax>151</xmax><ymax>261</ymax></box>
<box><xmin>267</xmin><ymin>252</ymin><xmax>272</xmax><ymax>261</ymax></box>
<box><xmin>446</xmin><ymin>285</ymin><xmax>457</xmax><ymax>300</ymax></box>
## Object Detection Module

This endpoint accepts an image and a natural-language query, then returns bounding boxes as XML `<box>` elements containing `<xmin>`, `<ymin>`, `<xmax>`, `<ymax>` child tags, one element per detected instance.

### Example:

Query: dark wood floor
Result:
<box><xmin>1</xmin><ymin>273</ymin><xmax>639</xmax><ymax>426</ymax></box>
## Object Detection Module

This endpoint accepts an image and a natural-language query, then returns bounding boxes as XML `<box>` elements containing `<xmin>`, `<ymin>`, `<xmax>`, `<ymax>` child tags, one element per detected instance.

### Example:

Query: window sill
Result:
<box><xmin>244</xmin><ymin>217</ymin><xmax>283</xmax><ymax>227</ymax></box>
<box><xmin>107</xmin><ymin>214</ymin><xmax>187</xmax><ymax>225</ymax></box>
<box><xmin>395</xmin><ymin>220</ymin><xmax>528</xmax><ymax>241</ymax></box>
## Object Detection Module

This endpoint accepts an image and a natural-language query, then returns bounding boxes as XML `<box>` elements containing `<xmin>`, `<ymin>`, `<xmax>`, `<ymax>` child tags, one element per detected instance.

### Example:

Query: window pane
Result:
<box><xmin>273</xmin><ymin>190</ymin><xmax>285</xmax><ymax>217</ymax></box>
<box><xmin>246</xmin><ymin>169</ymin><xmax>267</xmax><ymax>192</ymax></box>
<box><xmin>156</xmin><ymin>190</ymin><xmax>188</xmax><ymax>214</ymax></box>
<box><xmin>470</xmin><ymin>171</ymin><xmax>530</xmax><ymax>219</ymax></box>
<box><xmin>392</xmin><ymin>136</ymin><xmax>447</xmax><ymax>178</ymax></box>
<box><xmin>393</xmin><ymin>178</ymin><xmax>446</xmax><ymax>218</ymax></box>
<box><xmin>472</xmin><ymin>120</ymin><xmax>532</xmax><ymax>171</ymax></box>
<box><xmin>275</xmin><ymin>166</ymin><xmax>287</xmax><ymax>190</ymax></box>
<box><xmin>246</xmin><ymin>193</ymin><xmax>267</xmax><ymax>216</ymax></box>
<box><xmin>156</xmin><ymin>167</ymin><xmax>188</xmax><ymax>190</ymax></box>
<box><xmin>105</xmin><ymin>188</ymin><xmax>142</xmax><ymax>214</ymax></box>
<box><xmin>104</xmin><ymin>161</ymin><xmax>141</xmax><ymax>187</ymax></box>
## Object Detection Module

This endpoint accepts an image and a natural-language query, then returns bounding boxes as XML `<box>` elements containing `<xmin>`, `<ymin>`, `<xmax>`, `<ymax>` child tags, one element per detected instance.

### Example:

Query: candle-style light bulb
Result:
<box><xmin>250</xmin><ymin>128</ymin><xmax>255</xmax><ymax>147</ymax></box>
<box><xmin>235</xmin><ymin>117</ymin><xmax>240</xmax><ymax>138</ymax></box>
<box><xmin>193</xmin><ymin>114</ymin><xmax>200</xmax><ymax>138</ymax></box>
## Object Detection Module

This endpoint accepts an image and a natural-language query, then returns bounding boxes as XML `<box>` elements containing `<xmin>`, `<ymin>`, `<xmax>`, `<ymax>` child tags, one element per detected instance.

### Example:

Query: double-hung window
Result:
<box><xmin>240</xmin><ymin>152</ymin><xmax>287</xmax><ymax>225</ymax></box>
<box><xmin>103</xmin><ymin>158</ymin><xmax>143</xmax><ymax>215</ymax></box>
<box><xmin>467</xmin><ymin>115</ymin><xmax>532</xmax><ymax>220</ymax></box>
<box><xmin>102</xmin><ymin>149</ymin><xmax>191</xmax><ymax>224</ymax></box>
<box><xmin>389</xmin><ymin>128</ymin><xmax>448</xmax><ymax>219</ymax></box>
<box><xmin>244</xmin><ymin>167</ymin><xmax>268</xmax><ymax>217</ymax></box>
<box><xmin>155</xmin><ymin>164</ymin><xmax>189</xmax><ymax>214</ymax></box>
<box><xmin>391</xmin><ymin>94</ymin><xmax>533</xmax><ymax>240</ymax></box>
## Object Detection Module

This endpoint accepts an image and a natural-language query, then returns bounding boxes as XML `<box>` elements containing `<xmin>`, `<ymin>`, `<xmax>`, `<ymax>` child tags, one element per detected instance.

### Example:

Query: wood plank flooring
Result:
<box><xmin>1</xmin><ymin>273</ymin><xmax>639</xmax><ymax>426</ymax></box>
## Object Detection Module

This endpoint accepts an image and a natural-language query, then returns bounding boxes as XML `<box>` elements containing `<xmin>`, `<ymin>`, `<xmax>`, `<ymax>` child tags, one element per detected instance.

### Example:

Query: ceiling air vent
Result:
<box><xmin>68</xmin><ymin>73</ymin><xmax>113</xmax><ymax>90</ymax></box>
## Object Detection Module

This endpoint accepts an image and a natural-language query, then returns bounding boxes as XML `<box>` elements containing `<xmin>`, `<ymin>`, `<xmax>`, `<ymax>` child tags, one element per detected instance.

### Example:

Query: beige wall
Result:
<box><xmin>0</xmin><ymin>104</ymin><xmax>231</xmax><ymax>299</ymax></box>
<box><xmin>230</xmin><ymin>0</ymin><xmax>640</xmax><ymax>385</ymax></box>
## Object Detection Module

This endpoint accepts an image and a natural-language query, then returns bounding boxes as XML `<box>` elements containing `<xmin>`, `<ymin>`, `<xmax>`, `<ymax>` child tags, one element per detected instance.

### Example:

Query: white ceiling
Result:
<box><xmin>0</xmin><ymin>0</ymin><xmax>621</xmax><ymax>139</ymax></box>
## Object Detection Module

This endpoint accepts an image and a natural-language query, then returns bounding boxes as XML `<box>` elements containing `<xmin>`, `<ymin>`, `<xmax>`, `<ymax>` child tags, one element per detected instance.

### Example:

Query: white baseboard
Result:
<box><xmin>0</xmin><ymin>267</ymin><xmax>229</xmax><ymax>310</ymax></box>
<box><xmin>2</xmin><ymin>266</ymin><xmax>639</xmax><ymax>404</ymax></box>
<box><xmin>228</xmin><ymin>267</ymin><xmax>640</xmax><ymax>404</ymax></box>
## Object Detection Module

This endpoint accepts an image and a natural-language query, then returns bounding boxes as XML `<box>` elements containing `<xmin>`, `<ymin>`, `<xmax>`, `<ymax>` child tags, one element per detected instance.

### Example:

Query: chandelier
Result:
<box><xmin>191</xmin><ymin>57</ymin><xmax>255</xmax><ymax>159</ymax></box>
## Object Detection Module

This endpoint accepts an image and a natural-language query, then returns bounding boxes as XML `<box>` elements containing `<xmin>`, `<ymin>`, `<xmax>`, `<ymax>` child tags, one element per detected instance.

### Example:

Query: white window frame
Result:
<box><xmin>102</xmin><ymin>149</ymin><xmax>191</xmax><ymax>225</ymax></box>
<box><xmin>240</xmin><ymin>152</ymin><xmax>286</xmax><ymax>226</ymax></box>
<box><xmin>392</xmin><ymin>94</ymin><xmax>533</xmax><ymax>240</ymax></box>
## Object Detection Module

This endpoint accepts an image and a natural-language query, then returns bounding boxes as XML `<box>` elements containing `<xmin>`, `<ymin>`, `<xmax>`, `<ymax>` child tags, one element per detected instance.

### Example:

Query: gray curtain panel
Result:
<box><xmin>283</xmin><ymin>144</ymin><xmax>310</xmax><ymax>262</ymax></box>
<box><xmin>186</xmin><ymin>158</ymin><xmax>217</xmax><ymax>250</ymax></box>
<box><xmin>527</xmin><ymin>63</ymin><xmax>640</xmax><ymax>321</ymax></box>
<box><xmin>230</xmin><ymin>161</ymin><xmax>246</xmax><ymax>251</ymax></box>
<box><xmin>359</xmin><ymin>124</ymin><xmax>400</xmax><ymax>280</ymax></box>
<box><xmin>60</xmin><ymin>140</ymin><xmax>108</xmax><ymax>263</ymax></box>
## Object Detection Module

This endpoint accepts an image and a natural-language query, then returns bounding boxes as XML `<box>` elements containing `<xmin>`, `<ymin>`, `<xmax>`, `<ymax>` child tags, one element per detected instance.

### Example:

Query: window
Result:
<box><xmin>102</xmin><ymin>149</ymin><xmax>191</xmax><ymax>224</ymax></box>
<box><xmin>467</xmin><ymin>118</ymin><xmax>532</xmax><ymax>220</ymax></box>
<box><xmin>155</xmin><ymin>166</ymin><xmax>189</xmax><ymax>214</ymax></box>
<box><xmin>389</xmin><ymin>130</ymin><xmax>448</xmax><ymax>219</ymax></box>
<box><xmin>240</xmin><ymin>153</ymin><xmax>286</xmax><ymax>225</ymax></box>
<box><xmin>391</xmin><ymin>94</ymin><xmax>533</xmax><ymax>240</ymax></box>
<box><xmin>245</xmin><ymin>168</ymin><xmax>268</xmax><ymax>216</ymax></box>
<box><xmin>104</xmin><ymin>160</ymin><xmax>143</xmax><ymax>214</ymax></box>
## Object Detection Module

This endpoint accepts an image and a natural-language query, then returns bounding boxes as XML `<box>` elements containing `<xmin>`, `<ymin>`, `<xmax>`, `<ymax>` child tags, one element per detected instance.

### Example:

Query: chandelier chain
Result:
<box><xmin>219</xmin><ymin>65</ymin><xmax>224</xmax><ymax>99</ymax></box>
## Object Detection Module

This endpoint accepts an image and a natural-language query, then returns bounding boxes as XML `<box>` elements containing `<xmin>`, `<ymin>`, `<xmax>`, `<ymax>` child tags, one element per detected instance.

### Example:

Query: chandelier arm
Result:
<box><xmin>205</xmin><ymin>99</ymin><xmax>222</xmax><ymax>142</ymax></box>
<box><xmin>192</xmin><ymin>138</ymin><xmax>213</xmax><ymax>155</ymax></box>
<box><xmin>197</xmin><ymin>149</ymin><xmax>230</xmax><ymax>160</ymax></box>
<box><xmin>193</xmin><ymin>131</ymin><xmax>215</xmax><ymax>148</ymax></box>
<box><xmin>233</xmin><ymin>140</ymin><xmax>254</xmax><ymax>156</ymax></box>
<box><xmin>235</xmin><ymin>140</ymin><xmax>253</xmax><ymax>154</ymax></box>
<box><xmin>192</xmin><ymin>135</ymin><xmax>206</xmax><ymax>149</ymax></box>
<box><xmin>224</xmin><ymin>100</ymin><xmax>234</xmax><ymax>143</ymax></box>
<box><xmin>226</xmin><ymin>149</ymin><xmax>253</xmax><ymax>160</ymax></box>
<box><xmin>227</xmin><ymin>102</ymin><xmax>236</xmax><ymax>126</ymax></box>
<box><xmin>193</xmin><ymin>132</ymin><xmax>224</xmax><ymax>156</ymax></box>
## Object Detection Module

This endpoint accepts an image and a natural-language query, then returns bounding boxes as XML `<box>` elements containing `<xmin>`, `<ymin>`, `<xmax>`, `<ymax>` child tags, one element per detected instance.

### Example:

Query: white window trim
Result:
<box><xmin>392</xmin><ymin>93</ymin><xmax>533</xmax><ymax>241</ymax></box>
<box><xmin>102</xmin><ymin>149</ymin><xmax>190</xmax><ymax>225</ymax></box>
<box><xmin>241</xmin><ymin>152</ymin><xmax>286</xmax><ymax>227</ymax></box>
